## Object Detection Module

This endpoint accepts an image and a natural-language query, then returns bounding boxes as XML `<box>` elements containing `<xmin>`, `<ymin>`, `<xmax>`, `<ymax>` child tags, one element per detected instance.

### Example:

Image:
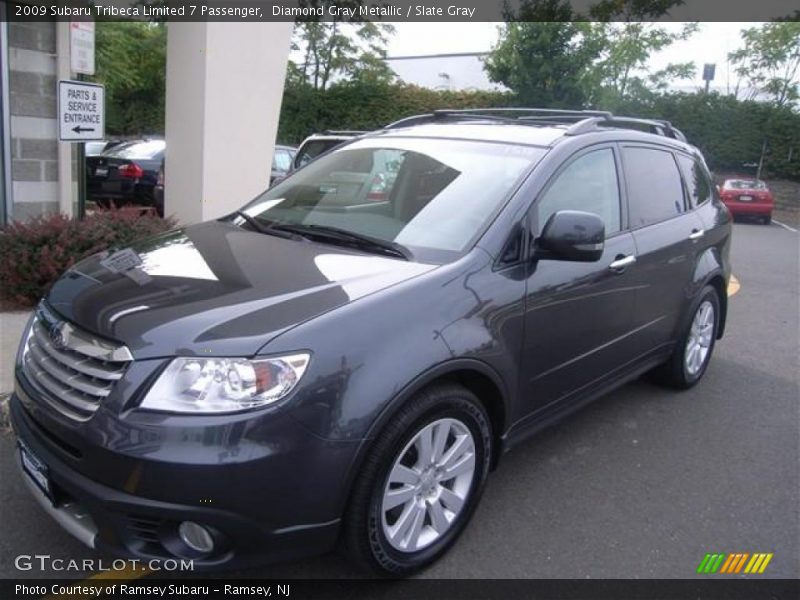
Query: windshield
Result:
<box><xmin>237</xmin><ymin>137</ymin><xmax>544</xmax><ymax>261</ymax></box>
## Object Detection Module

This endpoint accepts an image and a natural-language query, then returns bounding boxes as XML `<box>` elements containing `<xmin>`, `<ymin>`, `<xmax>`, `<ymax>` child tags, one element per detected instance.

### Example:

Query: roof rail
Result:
<box><xmin>566</xmin><ymin>115</ymin><xmax>687</xmax><ymax>142</ymax></box>
<box><xmin>383</xmin><ymin>107</ymin><xmax>688</xmax><ymax>142</ymax></box>
<box><xmin>384</xmin><ymin>107</ymin><xmax>613</xmax><ymax>130</ymax></box>
<box><xmin>320</xmin><ymin>130</ymin><xmax>368</xmax><ymax>136</ymax></box>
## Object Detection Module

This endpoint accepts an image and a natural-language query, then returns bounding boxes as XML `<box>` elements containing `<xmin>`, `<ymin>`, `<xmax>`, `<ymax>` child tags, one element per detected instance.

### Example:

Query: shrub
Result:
<box><xmin>0</xmin><ymin>208</ymin><xmax>177</xmax><ymax>308</ymax></box>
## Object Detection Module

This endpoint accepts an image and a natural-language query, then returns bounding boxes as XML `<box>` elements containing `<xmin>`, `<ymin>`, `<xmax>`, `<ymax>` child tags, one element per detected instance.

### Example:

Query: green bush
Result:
<box><xmin>615</xmin><ymin>92</ymin><xmax>800</xmax><ymax>180</ymax></box>
<box><xmin>278</xmin><ymin>80</ymin><xmax>800</xmax><ymax>181</ymax></box>
<box><xmin>278</xmin><ymin>80</ymin><xmax>513</xmax><ymax>145</ymax></box>
<box><xmin>0</xmin><ymin>209</ymin><xmax>176</xmax><ymax>308</ymax></box>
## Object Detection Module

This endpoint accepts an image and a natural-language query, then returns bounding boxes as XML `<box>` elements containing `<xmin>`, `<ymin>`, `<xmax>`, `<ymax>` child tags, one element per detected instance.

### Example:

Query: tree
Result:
<box><xmin>292</xmin><ymin>20</ymin><xmax>395</xmax><ymax>91</ymax></box>
<box><xmin>94</xmin><ymin>21</ymin><xmax>167</xmax><ymax>134</ymax></box>
<box><xmin>484</xmin><ymin>18</ymin><xmax>601</xmax><ymax>108</ymax></box>
<box><xmin>584</xmin><ymin>22</ymin><xmax>698</xmax><ymax>108</ymax></box>
<box><xmin>729</xmin><ymin>22</ymin><xmax>800</xmax><ymax>108</ymax></box>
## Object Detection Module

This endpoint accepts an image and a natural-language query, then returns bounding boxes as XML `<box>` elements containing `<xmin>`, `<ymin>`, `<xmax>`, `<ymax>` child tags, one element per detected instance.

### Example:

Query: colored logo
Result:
<box><xmin>697</xmin><ymin>552</ymin><xmax>773</xmax><ymax>574</ymax></box>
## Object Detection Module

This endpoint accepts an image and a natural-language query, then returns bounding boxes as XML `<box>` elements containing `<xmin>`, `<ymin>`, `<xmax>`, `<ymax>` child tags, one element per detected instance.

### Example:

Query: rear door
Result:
<box><xmin>621</xmin><ymin>144</ymin><xmax>706</xmax><ymax>353</ymax></box>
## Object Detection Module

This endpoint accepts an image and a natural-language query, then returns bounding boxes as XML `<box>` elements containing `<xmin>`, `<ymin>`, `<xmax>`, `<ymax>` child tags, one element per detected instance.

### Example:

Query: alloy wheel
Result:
<box><xmin>381</xmin><ymin>418</ymin><xmax>476</xmax><ymax>553</ymax></box>
<box><xmin>685</xmin><ymin>300</ymin><xmax>715</xmax><ymax>376</ymax></box>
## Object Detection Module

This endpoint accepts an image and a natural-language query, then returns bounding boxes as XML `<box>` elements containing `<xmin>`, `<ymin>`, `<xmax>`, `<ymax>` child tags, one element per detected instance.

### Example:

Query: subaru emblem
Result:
<box><xmin>49</xmin><ymin>323</ymin><xmax>66</xmax><ymax>350</ymax></box>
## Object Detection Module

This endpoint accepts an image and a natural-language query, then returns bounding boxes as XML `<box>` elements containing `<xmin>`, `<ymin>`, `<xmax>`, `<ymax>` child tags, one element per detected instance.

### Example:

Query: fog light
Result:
<box><xmin>178</xmin><ymin>521</ymin><xmax>215</xmax><ymax>554</ymax></box>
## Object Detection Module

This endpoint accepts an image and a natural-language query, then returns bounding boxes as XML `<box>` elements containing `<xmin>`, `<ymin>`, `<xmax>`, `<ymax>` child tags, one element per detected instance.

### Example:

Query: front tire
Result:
<box><xmin>652</xmin><ymin>285</ymin><xmax>720</xmax><ymax>389</ymax></box>
<box><xmin>342</xmin><ymin>384</ymin><xmax>491</xmax><ymax>577</ymax></box>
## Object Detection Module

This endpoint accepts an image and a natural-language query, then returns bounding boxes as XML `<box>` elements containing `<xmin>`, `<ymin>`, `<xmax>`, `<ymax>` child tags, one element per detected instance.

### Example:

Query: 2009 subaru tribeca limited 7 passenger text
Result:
<box><xmin>11</xmin><ymin>109</ymin><xmax>731</xmax><ymax>576</ymax></box>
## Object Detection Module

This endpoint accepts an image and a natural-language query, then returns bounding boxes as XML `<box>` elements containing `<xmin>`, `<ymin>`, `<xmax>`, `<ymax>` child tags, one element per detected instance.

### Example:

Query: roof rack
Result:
<box><xmin>384</xmin><ymin>108</ymin><xmax>612</xmax><ymax>130</ymax></box>
<box><xmin>383</xmin><ymin>107</ymin><xmax>687</xmax><ymax>142</ymax></box>
<box><xmin>319</xmin><ymin>130</ymin><xmax>368</xmax><ymax>136</ymax></box>
<box><xmin>567</xmin><ymin>116</ymin><xmax>687</xmax><ymax>142</ymax></box>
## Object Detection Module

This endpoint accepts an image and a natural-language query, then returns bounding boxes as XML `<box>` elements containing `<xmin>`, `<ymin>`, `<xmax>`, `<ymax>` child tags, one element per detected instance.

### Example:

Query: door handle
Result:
<box><xmin>609</xmin><ymin>255</ymin><xmax>636</xmax><ymax>271</ymax></box>
<box><xmin>689</xmin><ymin>229</ymin><xmax>705</xmax><ymax>240</ymax></box>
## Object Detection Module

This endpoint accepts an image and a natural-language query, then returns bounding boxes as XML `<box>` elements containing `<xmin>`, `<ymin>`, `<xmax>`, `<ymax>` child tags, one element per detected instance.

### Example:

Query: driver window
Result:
<box><xmin>535</xmin><ymin>149</ymin><xmax>621</xmax><ymax>237</ymax></box>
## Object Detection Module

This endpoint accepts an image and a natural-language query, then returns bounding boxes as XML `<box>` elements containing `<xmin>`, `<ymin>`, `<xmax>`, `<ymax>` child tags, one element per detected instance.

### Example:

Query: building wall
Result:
<box><xmin>7</xmin><ymin>21</ymin><xmax>61</xmax><ymax>220</ymax></box>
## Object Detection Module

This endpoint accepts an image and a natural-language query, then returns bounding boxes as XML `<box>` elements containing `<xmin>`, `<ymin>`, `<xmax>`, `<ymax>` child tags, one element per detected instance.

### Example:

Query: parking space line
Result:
<box><xmin>42</xmin><ymin>562</ymin><xmax>151</xmax><ymax>600</ymax></box>
<box><xmin>727</xmin><ymin>274</ymin><xmax>740</xmax><ymax>297</ymax></box>
<box><xmin>773</xmin><ymin>219</ymin><xmax>798</xmax><ymax>233</ymax></box>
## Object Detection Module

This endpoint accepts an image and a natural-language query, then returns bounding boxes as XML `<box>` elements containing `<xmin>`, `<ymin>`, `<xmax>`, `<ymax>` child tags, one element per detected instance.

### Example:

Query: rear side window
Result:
<box><xmin>676</xmin><ymin>155</ymin><xmax>713</xmax><ymax>208</ymax></box>
<box><xmin>534</xmin><ymin>148</ymin><xmax>621</xmax><ymax>236</ymax></box>
<box><xmin>623</xmin><ymin>147</ymin><xmax>685</xmax><ymax>228</ymax></box>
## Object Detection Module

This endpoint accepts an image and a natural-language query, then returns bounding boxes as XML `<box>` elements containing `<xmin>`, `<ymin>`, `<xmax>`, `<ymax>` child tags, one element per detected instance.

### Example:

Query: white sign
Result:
<box><xmin>58</xmin><ymin>80</ymin><xmax>105</xmax><ymax>142</ymax></box>
<box><xmin>70</xmin><ymin>21</ymin><xmax>95</xmax><ymax>75</ymax></box>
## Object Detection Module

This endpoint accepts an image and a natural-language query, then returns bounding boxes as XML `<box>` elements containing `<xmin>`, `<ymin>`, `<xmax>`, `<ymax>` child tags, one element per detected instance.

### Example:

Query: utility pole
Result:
<box><xmin>756</xmin><ymin>139</ymin><xmax>767</xmax><ymax>181</ymax></box>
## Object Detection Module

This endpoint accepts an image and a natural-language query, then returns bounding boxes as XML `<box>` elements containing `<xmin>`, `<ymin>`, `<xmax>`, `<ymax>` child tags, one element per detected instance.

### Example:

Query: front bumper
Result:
<box><xmin>9</xmin><ymin>394</ymin><xmax>348</xmax><ymax>569</ymax></box>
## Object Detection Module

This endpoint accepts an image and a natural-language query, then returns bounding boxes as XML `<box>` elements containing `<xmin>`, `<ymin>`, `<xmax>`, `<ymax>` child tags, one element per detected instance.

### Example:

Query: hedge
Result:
<box><xmin>277</xmin><ymin>81</ymin><xmax>514</xmax><ymax>145</ymax></box>
<box><xmin>0</xmin><ymin>209</ymin><xmax>176</xmax><ymax>307</ymax></box>
<box><xmin>278</xmin><ymin>81</ymin><xmax>800</xmax><ymax>181</ymax></box>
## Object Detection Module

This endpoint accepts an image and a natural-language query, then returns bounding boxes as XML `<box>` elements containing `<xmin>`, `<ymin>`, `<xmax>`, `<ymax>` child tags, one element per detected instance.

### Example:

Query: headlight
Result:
<box><xmin>140</xmin><ymin>353</ymin><xmax>310</xmax><ymax>413</ymax></box>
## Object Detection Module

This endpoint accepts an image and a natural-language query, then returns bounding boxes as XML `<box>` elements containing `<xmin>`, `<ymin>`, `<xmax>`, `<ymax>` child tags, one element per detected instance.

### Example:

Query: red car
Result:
<box><xmin>718</xmin><ymin>178</ymin><xmax>774</xmax><ymax>224</ymax></box>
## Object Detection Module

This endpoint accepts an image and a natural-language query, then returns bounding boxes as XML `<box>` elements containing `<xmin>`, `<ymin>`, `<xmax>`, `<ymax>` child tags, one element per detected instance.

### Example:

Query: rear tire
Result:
<box><xmin>341</xmin><ymin>384</ymin><xmax>491</xmax><ymax>577</ymax></box>
<box><xmin>763</xmin><ymin>215</ymin><xmax>772</xmax><ymax>225</ymax></box>
<box><xmin>651</xmin><ymin>285</ymin><xmax>720</xmax><ymax>389</ymax></box>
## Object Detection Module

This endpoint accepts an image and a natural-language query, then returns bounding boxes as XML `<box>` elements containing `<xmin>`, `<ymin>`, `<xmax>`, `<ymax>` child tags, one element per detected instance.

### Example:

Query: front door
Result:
<box><xmin>520</xmin><ymin>146</ymin><xmax>640</xmax><ymax>414</ymax></box>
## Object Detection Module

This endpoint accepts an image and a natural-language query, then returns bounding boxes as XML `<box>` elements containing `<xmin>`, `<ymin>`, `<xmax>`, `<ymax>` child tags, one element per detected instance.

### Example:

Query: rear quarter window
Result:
<box><xmin>676</xmin><ymin>155</ymin><xmax>713</xmax><ymax>208</ymax></box>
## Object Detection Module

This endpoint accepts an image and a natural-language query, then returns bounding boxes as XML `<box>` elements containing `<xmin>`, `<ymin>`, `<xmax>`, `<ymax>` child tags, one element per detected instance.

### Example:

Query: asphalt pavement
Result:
<box><xmin>0</xmin><ymin>221</ymin><xmax>797</xmax><ymax>581</ymax></box>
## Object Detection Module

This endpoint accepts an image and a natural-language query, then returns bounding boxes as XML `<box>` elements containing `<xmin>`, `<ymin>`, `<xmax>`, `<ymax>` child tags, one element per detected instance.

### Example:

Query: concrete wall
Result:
<box><xmin>7</xmin><ymin>22</ymin><xmax>62</xmax><ymax>221</ymax></box>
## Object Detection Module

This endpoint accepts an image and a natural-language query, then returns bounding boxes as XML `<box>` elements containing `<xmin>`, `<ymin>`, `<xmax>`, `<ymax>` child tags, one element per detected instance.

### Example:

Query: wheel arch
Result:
<box><xmin>367</xmin><ymin>358</ymin><xmax>508</xmax><ymax>464</ymax></box>
<box><xmin>335</xmin><ymin>359</ymin><xmax>510</xmax><ymax>520</ymax></box>
<box><xmin>689</xmin><ymin>245</ymin><xmax>729</xmax><ymax>340</ymax></box>
<box><xmin>706</xmin><ymin>273</ymin><xmax>728</xmax><ymax>339</ymax></box>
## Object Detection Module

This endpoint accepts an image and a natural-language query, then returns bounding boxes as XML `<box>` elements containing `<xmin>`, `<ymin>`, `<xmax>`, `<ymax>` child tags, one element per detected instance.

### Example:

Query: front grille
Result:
<box><xmin>21</xmin><ymin>310</ymin><xmax>132</xmax><ymax>421</ymax></box>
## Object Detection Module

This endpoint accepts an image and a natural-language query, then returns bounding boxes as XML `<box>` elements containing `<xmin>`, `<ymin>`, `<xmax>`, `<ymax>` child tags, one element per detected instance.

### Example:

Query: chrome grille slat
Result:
<box><xmin>28</xmin><ymin>342</ymin><xmax>112</xmax><ymax>397</ymax></box>
<box><xmin>31</xmin><ymin>321</ymin><xmax>124</xmax><ymax>381</ymax></box>
<box><xmin>21</xmin><ymin>311</ymin><xmax>132</xmax><ymax>421</ymax></box>
<box><xmin>23</xmin><ymin>354</ymin><xmax>101</xmax><ymax>413</ymax></box>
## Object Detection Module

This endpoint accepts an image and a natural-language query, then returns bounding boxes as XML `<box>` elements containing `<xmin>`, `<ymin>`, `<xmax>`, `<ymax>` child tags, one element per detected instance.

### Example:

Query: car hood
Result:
<box><xmin>46</xmin><ymin>220</ymin><xmax>436</xmax><ymax>359</ymax></box>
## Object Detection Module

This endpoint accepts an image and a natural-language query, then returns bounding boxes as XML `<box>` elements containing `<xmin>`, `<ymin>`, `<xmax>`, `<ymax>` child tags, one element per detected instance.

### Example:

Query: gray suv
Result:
<box><xmin>11</xmin><ymin>109</ymin><xmax>731</xmax><ymax>576</ymax></box>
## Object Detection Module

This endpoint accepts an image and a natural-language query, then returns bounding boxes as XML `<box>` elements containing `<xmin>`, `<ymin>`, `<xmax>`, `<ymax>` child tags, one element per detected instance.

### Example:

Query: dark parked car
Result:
<box><xmin>719</xmin><ymin>177</ymin><xmax>774</xmax><ymax>224</ymax></box>
<box><xmin>292</xmin><ymin>130</ymin><xmax>365</xmax><ymax>171</ymax></box>
<box><xmin>87</xmin><ymin>139</ymin><xmax>165</xmax><ymax>215</ymax></box>
<box><xmin>269</xmin><ymin>144</ymin><xmax>296</xmax><ymax>185</ymax></box>
<box><xmin>11</xmin><ymin>109</ymin><xmax>731</xmax><ymax>576</ymax></box>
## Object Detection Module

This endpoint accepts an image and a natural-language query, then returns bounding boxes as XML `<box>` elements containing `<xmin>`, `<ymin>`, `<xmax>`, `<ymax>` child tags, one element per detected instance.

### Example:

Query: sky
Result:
<box><xmin>384</xmin><ymin>22</ymin><xmax>762</xmax><ymax>91</ymax></box>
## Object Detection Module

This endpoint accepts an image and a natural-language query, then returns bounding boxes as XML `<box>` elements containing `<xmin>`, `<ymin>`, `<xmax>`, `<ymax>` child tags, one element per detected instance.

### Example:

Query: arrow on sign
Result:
<box><xmin>71</xmin><ymin>126</ymin><xmax>95</xmax><ymax>134</ymax></box>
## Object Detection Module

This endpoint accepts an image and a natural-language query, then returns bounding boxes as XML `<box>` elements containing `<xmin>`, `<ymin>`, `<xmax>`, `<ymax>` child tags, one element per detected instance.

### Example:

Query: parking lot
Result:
<box><xmin>0</xmin><ymin>221</ymin><xmax>797</xmax><ymax>581</ymax></box>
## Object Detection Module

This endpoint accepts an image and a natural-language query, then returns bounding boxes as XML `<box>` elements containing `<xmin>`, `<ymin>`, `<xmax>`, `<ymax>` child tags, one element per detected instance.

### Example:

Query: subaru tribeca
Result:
<box><xmin>11</xmin><ymin>109</ymin><xmax>731</xmax><ymax>576</ymax></box>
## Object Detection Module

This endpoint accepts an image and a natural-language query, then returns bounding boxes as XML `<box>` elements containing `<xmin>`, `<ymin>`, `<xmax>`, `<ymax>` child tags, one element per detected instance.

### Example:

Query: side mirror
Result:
<box><xmin>536</xmin><ymin>210</ymin><xmax>605</xmax><ymax>262</ymax></box>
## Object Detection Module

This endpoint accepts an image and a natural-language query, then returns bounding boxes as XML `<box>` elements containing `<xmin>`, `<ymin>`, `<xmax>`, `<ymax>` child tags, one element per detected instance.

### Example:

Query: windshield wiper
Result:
<box><xmin>232</xmin><ymin>211</ymin><xmax>301</xmax><ymax>241</ymax></box>
<box><xmin>272</xmin><ymin>223</ymin><xmax>412</xmax><ymax>260</ymax></box>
